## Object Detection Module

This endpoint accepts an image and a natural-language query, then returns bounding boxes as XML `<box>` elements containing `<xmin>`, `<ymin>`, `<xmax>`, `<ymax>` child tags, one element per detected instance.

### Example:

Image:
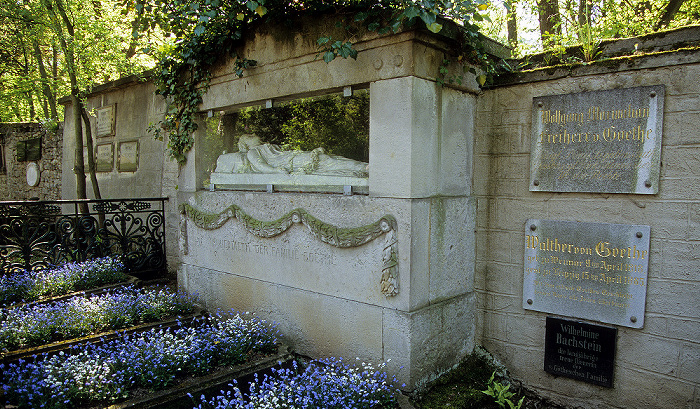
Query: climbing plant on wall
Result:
<box><xmin>130</xmin><ymin>0</ymin><xmax>504</xmax><ymax>164</ymax></box>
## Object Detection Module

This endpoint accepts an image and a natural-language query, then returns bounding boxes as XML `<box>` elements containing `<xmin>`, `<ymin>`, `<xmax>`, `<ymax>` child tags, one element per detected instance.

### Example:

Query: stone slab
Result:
<box><xmin>95</xmin><ymin>143</ymin><xmax>113</xmax><ymax>172</ymax></box>
<box><xmin>523</xmin><ymin>219</ymin><xmax>650</xmax><ymax>328</ymax></box>
<box><xmin>544</xmin><ymin>316</ymin><xmax>617</xmax><ymax>388</ymax></box>
<box><xmin>210</xmin><ymin>172</ymin><xmax>368</xmax><ymax>194</ymax></box>
<box><xmin>530</xmin><ymin>85</ymin><xmax>664</xmax><ymax>194</ymax></box>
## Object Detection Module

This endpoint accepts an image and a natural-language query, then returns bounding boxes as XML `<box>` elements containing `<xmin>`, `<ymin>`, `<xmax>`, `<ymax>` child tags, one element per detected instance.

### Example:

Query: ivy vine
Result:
<box><xmin>135</xmin><ymin>0</ymin><xmax>508</xmax><ymax>164</ymax></box>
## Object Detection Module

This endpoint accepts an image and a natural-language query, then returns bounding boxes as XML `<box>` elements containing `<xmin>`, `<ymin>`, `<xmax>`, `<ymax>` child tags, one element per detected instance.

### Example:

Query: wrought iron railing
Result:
<box><xmin>0</xmin><ymin>198</ymin><xmax>167</xmax><ymax>277</ymax></box>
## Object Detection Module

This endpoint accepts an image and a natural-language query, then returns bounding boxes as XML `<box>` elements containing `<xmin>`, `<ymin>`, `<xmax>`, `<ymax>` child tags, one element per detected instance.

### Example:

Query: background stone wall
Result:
<box><xmin>474</xmin><ymin>56</ymin><xmax>700</xmax><ymax>407</ymax></box>
<box><xmin>0</xmin><ymin>122</ymin><xmax>62</xmax><ymax>201</ymax></box>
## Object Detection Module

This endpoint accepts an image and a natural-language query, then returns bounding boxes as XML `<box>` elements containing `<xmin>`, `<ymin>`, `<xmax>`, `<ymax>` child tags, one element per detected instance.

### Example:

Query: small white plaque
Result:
<box><xmin>26</xmin><ymin>162</ymin><xmax>40</xmax><ymax>186</ymax></box>
<box><xmin>118</xmin><ymin>140</ymin><xmax>139</xmax><ymax>172</ymax></box>
<box><xmin>96</xmin><ymin>105</ymin><xmax>116</xmax><ymax>137</ymax></box>
<box><xmin>95</xmin><ymin>143</ymin><xmax>114</xmax><ymax>172</ymax></box>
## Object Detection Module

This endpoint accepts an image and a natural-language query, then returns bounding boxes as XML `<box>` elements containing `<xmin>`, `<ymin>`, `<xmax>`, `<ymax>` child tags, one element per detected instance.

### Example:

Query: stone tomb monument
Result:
<box><xmin>177</xmin><ymin>18</ymin><xmax>484</xmax><ymax>389</ymax></box>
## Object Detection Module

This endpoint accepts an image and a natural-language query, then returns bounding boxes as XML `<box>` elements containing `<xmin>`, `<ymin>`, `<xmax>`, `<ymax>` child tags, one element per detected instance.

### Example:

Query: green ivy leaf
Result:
<box><xmin>255</xmin><ymin>5</ymin><xmax>267</xmax><ymax>16</ymax></box>
<box><xmin>354</xmin><ymin>12</ymin><xmax>368</xmax><ymax>22</ymax></box>
<box><xmin>426</xmin><ymin>22</ymin><xmax>443</xmax><ymax>33</ymax></box>
<box><xmin>403</xmin><ymin>6</ymin><xmax>419</xmax><ymax>19</ymax></box>
<box><xmin>323</xmin><ymin>51</ymin><xmax>336</xmax><ymax>63</ymax></box>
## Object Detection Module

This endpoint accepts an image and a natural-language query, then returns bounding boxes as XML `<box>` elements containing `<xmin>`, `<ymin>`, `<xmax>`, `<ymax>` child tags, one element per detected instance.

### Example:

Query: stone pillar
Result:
<box><xmin>370</xmin><ymin>76</ymin><xmax>477</xmax><ymax>388</ymax></box>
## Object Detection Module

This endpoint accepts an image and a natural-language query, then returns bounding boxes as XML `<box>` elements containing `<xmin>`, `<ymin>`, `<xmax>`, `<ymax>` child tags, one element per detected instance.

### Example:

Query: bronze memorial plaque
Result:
<box><xmin>523</xmin><ymin>219</ymin><xmax>650</xmax><ymax>329</ymax></box>
<box><xmin>530</xmin><ymin>85</ymin><xmax>664</xmax><ymax>194</ymax></box>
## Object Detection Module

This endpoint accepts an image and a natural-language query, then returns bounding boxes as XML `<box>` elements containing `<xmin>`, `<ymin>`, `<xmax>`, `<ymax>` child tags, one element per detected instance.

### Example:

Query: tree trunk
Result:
<box><xmin>72</xmin><ymin>96</ymin><xmax>88</xmax><ymax>205</ymax></box>
<box><xmin>126</xmin><ymin>11</ymin><xmax>143</xmax><ymax>58</ymax></box>
<box><xmin>45</xmin><ymin>0</ymin><xmax>89</xmax><ymax>209</ymax></box>
<box><xmin>577</xmin><ymin>0</ymin><xmax>592</xmax><ymax>27</ymax></box>
<box><xmin>81</xmin><ymin>107</ymin><xmax>101</xmax><ymax>199</ymax></box>
<box><xmin>537</xmin><ymin>0</ymin><xmax>562</xmax><ymax>45</ymax></box>
<box><xmin>23</xmin><ymin>50</ymin><xmax>36</xmax><ymax>120</ymax></box>
<box><xmin>506</xmin><ymin>0</ymin><xmax>518</xmax><ymax>46</ymax></box>
<box><xmin>656</xmin><ymin>0</ymin><xmax>686</xmax><ymax>30</ymax></box>
<box><xmin>31</xmin><ymin>39</ymin><xmax>58</xmax><ymax>119</ymax></box>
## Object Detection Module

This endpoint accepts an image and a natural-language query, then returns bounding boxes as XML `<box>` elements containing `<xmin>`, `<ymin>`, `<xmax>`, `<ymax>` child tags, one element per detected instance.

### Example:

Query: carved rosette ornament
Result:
<box><xmin>180</xmin><ymin>203</ymin><xmax>399</xmax><ymax>296</ymax></box>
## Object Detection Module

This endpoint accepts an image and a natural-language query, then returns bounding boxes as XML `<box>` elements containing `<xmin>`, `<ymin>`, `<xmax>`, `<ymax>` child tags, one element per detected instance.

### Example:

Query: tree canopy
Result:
<box><xmin>481</xmin><ymin>0</ymin><xmax>699</xmax><ymax>54</ymax></box>
<box><xmin>0</xmin><ymin>0</ymin><xmax>158</xmax><ymax>123</ymax></box>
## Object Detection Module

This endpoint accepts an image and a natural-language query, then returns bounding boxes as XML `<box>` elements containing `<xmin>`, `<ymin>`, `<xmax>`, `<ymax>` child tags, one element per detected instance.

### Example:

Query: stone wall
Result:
<box><xmin>60</xmin><ymin>77</ymin><xmax>179</xmax><ymax>273</ymax></box>
<box><xmin>0</xmin><ymin>122</ymin><xmax>62</xmax><ymax>201</ymax></box>
<box><xmin>474</xmin><ymin>44</ymin><xmax>700</xmax><ymax>408</ymax></box>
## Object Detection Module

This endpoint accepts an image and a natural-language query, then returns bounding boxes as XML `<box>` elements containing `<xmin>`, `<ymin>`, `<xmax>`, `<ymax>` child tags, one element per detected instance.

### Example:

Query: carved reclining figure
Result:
<box><xmin>214</xmin><ymin>134</ymin><xmax>368</xmax><ymax>178</ymax></box>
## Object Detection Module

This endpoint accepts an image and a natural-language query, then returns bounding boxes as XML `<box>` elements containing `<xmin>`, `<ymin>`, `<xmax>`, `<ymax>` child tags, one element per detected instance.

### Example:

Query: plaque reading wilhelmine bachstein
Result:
<box><xmin>523</xmin><ymin>219</ymin><xmax>650</xmax><ymax>329</ymax></box>
<box><xmin>545</xmin><ymin>317</ymin><xmax>617</xmax><ymax>388</ymax></box>
<box><xmin>531</xmin><ymin>85</ymin><xmax>664</xmax><ymax>194</ymax></box>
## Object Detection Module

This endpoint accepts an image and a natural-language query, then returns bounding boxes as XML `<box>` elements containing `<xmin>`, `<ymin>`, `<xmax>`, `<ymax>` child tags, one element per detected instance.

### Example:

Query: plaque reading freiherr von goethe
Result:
<box><xmin>530</xmin><ymin>85</ymin><xmax>664</xmax><ymax>194</ymax></box>
<box><xmin>523</xmin><ymin>219</ymin><xmax>650</xmax><ymax>329</ymax></box>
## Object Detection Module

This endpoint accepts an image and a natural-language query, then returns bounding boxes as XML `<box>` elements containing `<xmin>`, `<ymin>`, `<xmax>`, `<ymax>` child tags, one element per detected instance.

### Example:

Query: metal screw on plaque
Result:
<box><xmin>630</xmin><ymin>316</ymin><xmax>638</xmax><ymax>323</ymax></box>
<box><xmin>530</xmin><ymin>224</ymin><xmax>537</xmax><ymax>231</ymax></box>
<box><xmin>527</xmin><ymin>299</ymin><xmax>533</xmax><ymax>305</ymax></box>
<box><xmin>533</xmin><ymin>179</ymin><xmax>540</xmax><ymax>186</ymax></box>
<box><xmin>537</xmin><ymin>102</ymin><xmax>543</xmax><ymax>108</ymax></box>
<box><xmin>650</xmin><ymin>91</ymin><xmax>656</xmax><ymax>98</ymax></box>
<box><xmin>644</xmin><ymin>180</ymin><xmax>652</xmax><ymax>188</ymax></box>
<box><xmin>636</xmin><ymin>231</ymin><xmax>643</xmax><ymax>238</ymax></box>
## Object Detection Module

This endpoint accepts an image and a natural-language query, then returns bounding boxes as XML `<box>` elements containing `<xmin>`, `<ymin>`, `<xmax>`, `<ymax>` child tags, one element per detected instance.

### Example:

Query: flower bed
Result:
<box><xmin>193</xmin><ymin>358</ymin><xmax>401</xmax><ymax>409</ymax></box>
<box><xmin>0</xmin><ymin>285</ymin><xmax>198</xmax><ymax>351</ymax></box>
<box><xmin>0</xmin><ymin>257</ymin><xmax>128</xmax><ymax>307</ymax></box>
<box><xmin>1</xmin><ymin>312</ymin><xmax>280</xmax><ymax>409</ymax></box>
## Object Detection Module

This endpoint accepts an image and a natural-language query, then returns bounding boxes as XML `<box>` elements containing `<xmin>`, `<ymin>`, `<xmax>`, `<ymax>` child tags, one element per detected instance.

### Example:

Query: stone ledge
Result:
<box><xmin>210</xmin><ymin>172</ymin><xmax>369</xmax><ymax>194</ymax></box>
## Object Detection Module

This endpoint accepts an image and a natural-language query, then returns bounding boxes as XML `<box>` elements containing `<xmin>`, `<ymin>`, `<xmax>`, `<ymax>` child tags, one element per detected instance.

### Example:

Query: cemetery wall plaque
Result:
<box><xmin>523</xmin><ymin>219</ymin><xmax>650</xmax><ymax>329</ymax></box>
<box><xmin>96</xmin><ymin>105</ymin><xmax>116</xmax><ymax>137</ymax></box>
<box><xmin>544</xmin><ymin>316</ymin><xmax>617</xmax><ymax>388</ymax></box>
<box><xmin>530</xmin><ymin>85</ymin><xmax>664</xmax><ymax>194</ymax></box>
<box><xmin>95</xmin><ymin>143</ymin><xmax>114</xmax><ymax>172</ymax></box>
<box><xmin>117</xmin><ymin>140</ymin><xmax>138</xmax><ymax>172</ymax></box>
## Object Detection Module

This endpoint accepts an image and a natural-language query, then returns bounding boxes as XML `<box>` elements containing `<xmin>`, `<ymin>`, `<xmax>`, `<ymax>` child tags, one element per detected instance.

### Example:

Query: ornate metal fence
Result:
<box><xmin>0</xmin><ymin>198</ymin><xmax>167</xmax><ymax>277</ymax></box>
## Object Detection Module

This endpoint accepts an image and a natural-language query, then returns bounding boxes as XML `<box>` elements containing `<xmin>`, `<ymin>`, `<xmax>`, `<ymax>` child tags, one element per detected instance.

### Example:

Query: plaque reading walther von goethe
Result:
<box><xmin>523</xmin><ymin>219</ymin><xmax>650</xmax><ymax>329</ymax></box>
<box><xmin>531</xmin><ymin>85</ymin><xmax>664</xmax><ymax>194</ymax></box>
<box><xmin>545</xmin><ymin>317</ymin><xmax>617</xmax><ymax>388</ymax></box>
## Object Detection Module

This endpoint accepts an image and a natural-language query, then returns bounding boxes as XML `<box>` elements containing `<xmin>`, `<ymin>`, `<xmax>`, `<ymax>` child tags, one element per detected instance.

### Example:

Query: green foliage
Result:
<box><xmin>280</xmin><ymin>93</ymin><xmax>369</xmax><ymax>161</ymax></box>
<box><xmin>482</xmin><ymin>371</ymin><xmax>525</xmax><ymax>409</ymax></box>
<box><xmin>0</xmin><ymin>0</ymin><xmax>157</xmax><ymax>123</ymax></box>
<box><xmin>481</xmin><ymin>0</ymin><xmax>699</xmax><ymax>58</ymax></box>
<box><xmin>134</xmin><ymin>0</ymin><xmax>497</xmax><ymax>163</ymax></box>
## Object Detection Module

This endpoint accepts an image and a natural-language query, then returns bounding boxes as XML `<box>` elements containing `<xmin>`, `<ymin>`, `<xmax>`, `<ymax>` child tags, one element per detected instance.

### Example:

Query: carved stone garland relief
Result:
<box><xmin>179</xmin><ymin>203</ymin><xmax>399</xmax><ymax>296</ymax></box>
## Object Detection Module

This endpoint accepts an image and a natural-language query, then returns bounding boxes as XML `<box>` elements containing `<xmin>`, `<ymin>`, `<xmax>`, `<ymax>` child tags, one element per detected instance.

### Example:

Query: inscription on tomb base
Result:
<box><xmin>530</xmin><ymin>85</ymin><xmax>664</xmax><ymax>194</ymax></box>
<box><xmin>523</xmin><ymin>219</ymin><xmax>650</xmax><ymax>328</ymax></box>
<box><xmin>544</xmin><ymin>317</ymin><xmax>617</xmax><ymax>388</ymax></box>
